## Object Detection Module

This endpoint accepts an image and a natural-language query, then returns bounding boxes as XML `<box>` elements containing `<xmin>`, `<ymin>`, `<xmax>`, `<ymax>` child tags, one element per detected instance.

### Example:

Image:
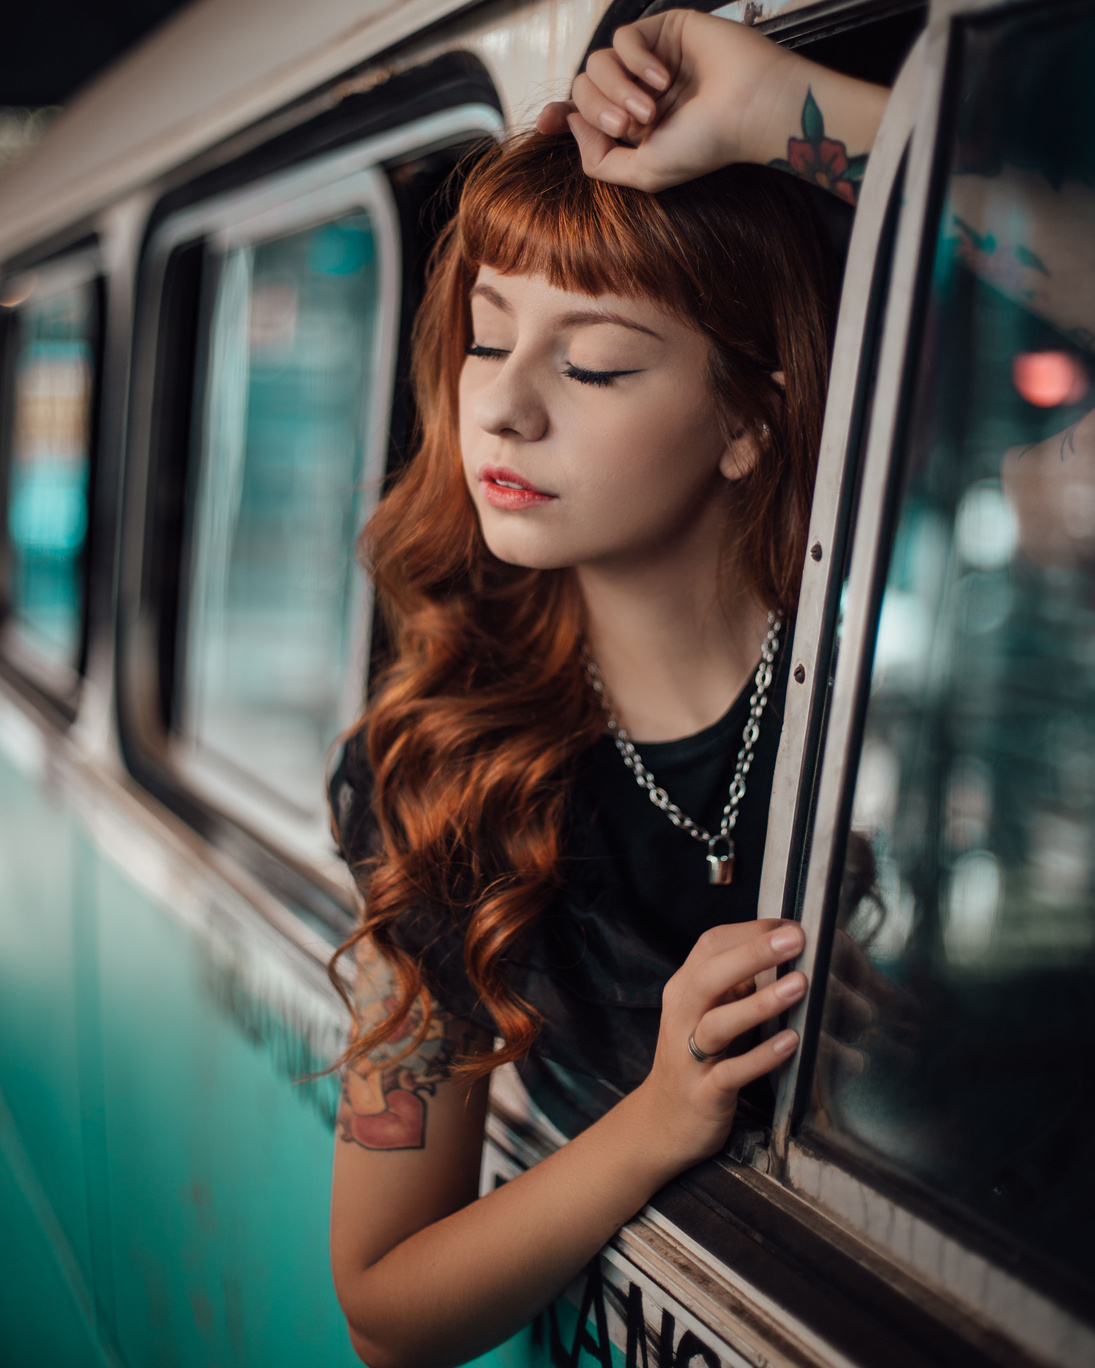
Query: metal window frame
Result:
<box><xmin>120</xmin><ymin>103</ymin><xmax>502</xmax><ymax>880</ymax></box>
<box><xmin>752</xmin><ymin>0</ymin><xmax>1095</xmax><ymax>1359</ymax></box>
<box><xmin>755</xmin><ymin>23</ymin><xmax>930</xmax><ymax>1112</ymax></box>
<box><xmin>161</xmin><ymin>158</ymin><xmax>402</xmax><ymax>870</ymax></box>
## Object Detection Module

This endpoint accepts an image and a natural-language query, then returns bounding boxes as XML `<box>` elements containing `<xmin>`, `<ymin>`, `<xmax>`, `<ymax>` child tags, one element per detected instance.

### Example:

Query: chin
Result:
<box><xmin>483</xmin><ymin>537</ymin><xmax>572</xmax><ymax>571</ymax></box>
<box><xmin>476</xmin><ymin>520</ymin><xmax>571</xmax><ymax>571</ymax></box>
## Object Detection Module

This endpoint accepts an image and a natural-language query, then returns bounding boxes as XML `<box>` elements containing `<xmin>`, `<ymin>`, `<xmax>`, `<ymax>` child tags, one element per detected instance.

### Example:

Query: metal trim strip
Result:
<box><xmin>755</xmin><ymin>33</ymin><xmax>928</xmax><ymax>1150</ymax></box>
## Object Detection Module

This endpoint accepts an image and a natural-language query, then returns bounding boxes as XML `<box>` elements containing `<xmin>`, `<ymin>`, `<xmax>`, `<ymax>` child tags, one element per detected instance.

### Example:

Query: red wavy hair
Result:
<box><xmin>331</xmin><ymin>131</ymin><xmax>838</xmax><ymax>1079</ymax></box>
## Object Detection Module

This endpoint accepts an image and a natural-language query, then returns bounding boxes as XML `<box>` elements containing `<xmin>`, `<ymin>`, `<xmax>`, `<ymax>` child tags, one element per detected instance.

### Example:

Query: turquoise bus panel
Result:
<box><xmin>0</xmin><ymin>747</ymin><xmax>93</xmax><ymax>1289</ymax></box>
<box><xmin>0</xmin><ymin>1135</ymin><xmax>109</xmax><ymax>1368</ymax></box>
<box><xmin>0</xmin><ymin>739</ymin><xmax>542</xmax><ymax>1368</ymax></box>
<box><xmin>89</xmin><ymin>857</ymin><xmax>357</xmax><ymax>1367</ymax></box>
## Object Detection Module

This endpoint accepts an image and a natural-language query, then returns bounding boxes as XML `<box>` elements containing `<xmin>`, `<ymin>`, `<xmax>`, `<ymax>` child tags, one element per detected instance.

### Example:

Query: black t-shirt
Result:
<box><xmin>331</xmin><ymin>643</ymin><xmax>789</xmax><ymax>1137</ymax></box>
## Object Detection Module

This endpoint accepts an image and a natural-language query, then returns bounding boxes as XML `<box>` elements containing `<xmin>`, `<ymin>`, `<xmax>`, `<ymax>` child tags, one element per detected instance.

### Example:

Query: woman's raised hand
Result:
<box><xmin>538</xmin><ymin>9</ymin><xmax>889</xmax><ymax>203</ymax></box>
<box><xmin>537</xmin><ymin>10</ymin><xmax>793</xmax><ymax>192</ymax></box>
<box><xmin>632</xmin><ymin>918</ymin><xmax>806</xmax><ymax>1170</ymax></box>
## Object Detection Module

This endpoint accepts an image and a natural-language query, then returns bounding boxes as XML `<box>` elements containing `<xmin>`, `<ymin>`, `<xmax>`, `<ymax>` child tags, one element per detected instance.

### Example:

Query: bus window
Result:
<box><xmin>0</xmin><ymin>267</ymin><xmax>97</xmax><ymax>681</ymax></box>
<box><xmin>806</xmin><ymin>1</ymin><xmax>1095</xmax><ymax>1290</ymax></box>
<box><xmin>126</xmin><ymin>112</ymin><xmax>498</xmax><ymax>880</ymax></box>
<box><xmin>178</xmin><ymin>209</ymin><xmax>383</xmax><ymax>825</ymax></box>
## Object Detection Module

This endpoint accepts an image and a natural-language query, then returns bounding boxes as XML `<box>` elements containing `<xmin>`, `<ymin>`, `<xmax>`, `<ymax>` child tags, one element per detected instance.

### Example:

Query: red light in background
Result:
<box><xmin>1012</xmin><ymin>351</ymin><xmax>1088</xmax><ymax>407</ymax></box>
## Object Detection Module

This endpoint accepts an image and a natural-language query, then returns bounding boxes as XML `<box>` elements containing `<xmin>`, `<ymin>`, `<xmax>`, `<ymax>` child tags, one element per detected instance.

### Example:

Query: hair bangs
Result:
<box><xmin>457</xmin><ymin>132</ymin><xmax>686</xmax><ymax>306</ymax></box>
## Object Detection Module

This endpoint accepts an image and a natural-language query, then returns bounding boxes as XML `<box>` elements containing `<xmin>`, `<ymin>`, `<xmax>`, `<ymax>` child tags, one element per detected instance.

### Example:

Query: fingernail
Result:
<box><xmin>772</xmin><ymin>1030</ymin><xmax>799</xmax><ymax>1057</ymax></box>
<box><xmin>774</xmin><ymin>973</ymin><xmax>805</xmax><ymax>1002</ymax></box>
<box><xmin>770</xmin><ymin>927</ymin><xmax>801</xmax><ymax>954</ymax></box>
<box><xmin>625</xmin><ymin>96</ymin><xmax>653</xmax><ymax>121</ymax></box>
<box><xmin>600</xmin><ymin>109</ymin><xmax>627</xmax><ymax>136</ymax></box>
<box><xmin>645</xmin><ymin>65</ymin><xmax>668</xmax><ymax>90</ymax></box>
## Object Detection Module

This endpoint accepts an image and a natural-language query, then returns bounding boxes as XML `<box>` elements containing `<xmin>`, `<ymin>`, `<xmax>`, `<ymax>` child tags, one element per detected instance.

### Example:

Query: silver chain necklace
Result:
<box><xmin>584</xmin><ymin>613</ymin><xmax>782</xmax><ymax>886</ymax></box>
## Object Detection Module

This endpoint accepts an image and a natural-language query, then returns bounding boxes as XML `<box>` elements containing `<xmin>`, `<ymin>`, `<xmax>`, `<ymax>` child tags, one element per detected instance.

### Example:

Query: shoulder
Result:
<box><xmin>330</xmin><ymin>732</ymin><xmax>496</xmax><ymax>1034</ymax></box>
<box><xmin>329</xmin><ymin>730</ymin><xmax>377</xmax><ymax>869</ymax></box>
<box><xmin>339</xmin><ymin>938</ymin><xmax>488</xmax><ymax>1151</ymax></box>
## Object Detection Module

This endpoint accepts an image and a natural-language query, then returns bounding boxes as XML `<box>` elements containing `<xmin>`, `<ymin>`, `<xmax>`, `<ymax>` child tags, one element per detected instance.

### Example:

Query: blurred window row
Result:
<box><xmin>0</xmin><ymin>111</ymin><xmax>496</xmax><ymax>878</ymax></box>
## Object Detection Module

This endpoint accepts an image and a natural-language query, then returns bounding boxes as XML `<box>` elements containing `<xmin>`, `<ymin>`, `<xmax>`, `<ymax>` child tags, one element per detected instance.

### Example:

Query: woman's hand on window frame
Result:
<box><xmin>629</xmin><ymin>917</ymin><xmax>806</xmax><ymax>1172</ymax></box>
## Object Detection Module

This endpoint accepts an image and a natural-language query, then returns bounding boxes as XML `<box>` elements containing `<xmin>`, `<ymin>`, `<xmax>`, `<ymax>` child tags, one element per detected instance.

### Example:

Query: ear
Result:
<box><xmin>719</xmin><ymin>373</ymin><xmax>785</xmax><ymax>482</ymax></box>
<box><xmin>719</xmin><ymin>428</ymin><xmax>762</xmax><ymax>482</ymax></box>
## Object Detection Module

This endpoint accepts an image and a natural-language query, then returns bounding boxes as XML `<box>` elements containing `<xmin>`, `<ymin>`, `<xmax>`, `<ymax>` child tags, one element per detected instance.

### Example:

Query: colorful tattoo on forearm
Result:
<box><xmin>338</xmin><ymin>995</ymin><xmax>466</xmax><ymax>1151</ymax></box>
<box><xmin>768</xmin><ymin>89</ymin><xmax>868</xmax><ymax>206</ymax></box>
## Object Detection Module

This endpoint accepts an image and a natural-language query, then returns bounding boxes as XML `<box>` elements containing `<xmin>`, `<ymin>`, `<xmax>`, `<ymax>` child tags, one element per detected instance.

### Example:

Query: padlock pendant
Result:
<box><xmin>706</xmin><ymin>836</ymin><xmax>735</xmax><ymax>886</ymax></box>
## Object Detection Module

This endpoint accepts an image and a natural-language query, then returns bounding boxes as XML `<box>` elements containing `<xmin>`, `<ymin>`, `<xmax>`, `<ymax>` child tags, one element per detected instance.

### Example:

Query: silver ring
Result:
<box><xmin>687</xmin><ymin>1031</ymin><xmax>722</xmax><ymax>1064</ymax></box>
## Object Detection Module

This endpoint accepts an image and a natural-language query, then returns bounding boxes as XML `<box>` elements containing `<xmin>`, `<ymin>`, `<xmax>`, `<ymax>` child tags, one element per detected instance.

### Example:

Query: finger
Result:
<box><xmin>693</xmin><ymin>971</ymin><xmax>807</xmax><ymax>1056</ymax></box>
<box><xmin>536</xmin><ymin>100</ymin><xmax>574</xmax><ymax>135</ymax></box>
<box><xmin>691</xmin><ymin>923</ymin><xmax>805</xmax><ymax>1003</ymax></box>
<box><xmin>709</xmin><ymin>1028</ymin><xmax>799</xmax><ymax>1092</ymax></box>
<box><xmin>565</xmin><ymin>111</ymin><xmax>624</xmax><ymax>175</ymax></box>
<box><xmin>683</xmin><ymin>918</ymin><xmax>788</xmax><ymax>968</ymax></box>
<box><xmin>585</xmin><ymin>48</ymin><xmax>659</xmax><ymax>125</ymax></box>
<box><xmin>716</xmin><ymin>976</ymin><xmax>758</xmax><ymax>1006</ymax></box>
<box><xmin>613</xmin><ymin>20</ymin><xmax>671</xmax><ymax>92</ymax></box>
<box><xmin>565</xmin><ymin>112</ymin><xmax>661</xmax><ymax>190</ymax></box>
<box><xmin>571</xmin><ymin>70</ymin><xmax>641</xmax><ymax>141</ymax></box>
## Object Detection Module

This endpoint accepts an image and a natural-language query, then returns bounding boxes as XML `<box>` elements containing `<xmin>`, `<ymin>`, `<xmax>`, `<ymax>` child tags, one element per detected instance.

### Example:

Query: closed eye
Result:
<box><xmin>465</xmin><ymin>344</ymin><xmax>641</xmax><ymax>387</ymax></box>
<box><xmin>563</xmin><ymin>363</ymin><xmax>643</xmax><ymax>388</ymax></box>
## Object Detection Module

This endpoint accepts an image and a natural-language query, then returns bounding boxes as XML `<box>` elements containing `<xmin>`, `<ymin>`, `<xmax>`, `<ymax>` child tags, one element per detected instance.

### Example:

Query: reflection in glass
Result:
<box><xmin>6</xmin><ymin>281</ymin><xmax>95</xmax><ymax>668</ymax></box>
<box><xmin>809</xmin><ymin>6</ymin><xmax>1095</xmax><ymax>1285</ymax></box>
<box><xmin>183</xmin><ymin>212</ymin><xmax>379</xmax><ymax>819</ymax></box>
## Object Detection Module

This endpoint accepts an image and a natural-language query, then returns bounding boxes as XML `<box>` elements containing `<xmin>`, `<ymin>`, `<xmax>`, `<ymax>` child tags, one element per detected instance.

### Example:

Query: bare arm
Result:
<box><xmin>330</xmin><ymin>920</ymin><xmax>806</xmax><ymax>1368</ymax></box>
<box><xmin>537</xmin><ymin>10</ymin><xmax>887</xmax><ymax>202</ymax></box>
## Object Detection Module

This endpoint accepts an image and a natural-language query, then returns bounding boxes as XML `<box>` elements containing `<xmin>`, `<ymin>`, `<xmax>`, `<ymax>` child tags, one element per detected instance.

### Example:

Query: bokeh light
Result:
<box><xmin>1012</xmin><ymin>350</ymin><xmax>1088</xmax><ymax>407</ymax></box>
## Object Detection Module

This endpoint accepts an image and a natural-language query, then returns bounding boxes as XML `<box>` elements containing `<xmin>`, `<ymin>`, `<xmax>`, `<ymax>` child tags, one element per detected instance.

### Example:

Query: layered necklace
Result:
<box><xmin>584</xmin><ymin>613</ymin><xmax>782</xmax><ymax>886</ymax></box>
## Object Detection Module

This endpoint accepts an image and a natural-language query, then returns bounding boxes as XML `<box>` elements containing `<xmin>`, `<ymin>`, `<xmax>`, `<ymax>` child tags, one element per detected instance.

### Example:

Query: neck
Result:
<box><xmin>577</xmin><ymin>514</ymin><xmax>771</xmax><ymax>744</ymax></box>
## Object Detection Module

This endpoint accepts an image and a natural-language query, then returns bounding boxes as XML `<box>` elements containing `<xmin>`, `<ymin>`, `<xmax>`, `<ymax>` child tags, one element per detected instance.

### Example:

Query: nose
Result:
<box><xmin>471</xmin><ymin>356</ymin><xmax>548</xmax><ymax>442</ymax></box>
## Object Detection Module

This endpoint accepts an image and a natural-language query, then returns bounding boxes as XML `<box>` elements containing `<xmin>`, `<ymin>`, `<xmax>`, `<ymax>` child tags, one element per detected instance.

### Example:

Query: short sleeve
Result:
<box><xmin>329</xmin><ymin>735</ymin><xmax>494</xmax><ymax>1033</ymax></box>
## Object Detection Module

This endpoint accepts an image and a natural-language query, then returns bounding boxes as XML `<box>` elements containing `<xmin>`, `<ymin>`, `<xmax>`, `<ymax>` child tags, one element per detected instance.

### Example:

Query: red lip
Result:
<box><xmin>479</xmin><ymin>464</ymin><xmax>556</xmax><ymax>511</ymax></box>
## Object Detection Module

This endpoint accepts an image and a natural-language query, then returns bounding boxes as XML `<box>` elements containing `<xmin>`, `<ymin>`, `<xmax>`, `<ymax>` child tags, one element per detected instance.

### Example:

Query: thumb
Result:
<box><xmin>566</xmin><ymin>111</ymin><xmax>642</xmax><ymax>186</ymax></box>
<box><xmin>536</xmin><ymin>100</ymin><xmax>574</xmax><ymax>135</ymax></box>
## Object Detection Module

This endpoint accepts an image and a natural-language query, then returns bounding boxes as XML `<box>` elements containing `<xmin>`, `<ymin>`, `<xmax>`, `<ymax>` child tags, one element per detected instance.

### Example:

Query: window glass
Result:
<box><xmin>182</xmin><ymin>211</ymin><xmax>379</xmax><ymax>817</ymax></box>
<box><xmin>807</xmin><ymin>5</ymin><xmax>1095</xmax><ymax>1283</ymax></box>
<box><xmin>4</xmin><ymin>276</ymin><xmax>96</xmax><ymax>671</ymax></box>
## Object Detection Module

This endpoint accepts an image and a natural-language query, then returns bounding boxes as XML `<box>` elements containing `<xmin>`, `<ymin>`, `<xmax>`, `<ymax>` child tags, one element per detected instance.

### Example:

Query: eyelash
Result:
<box><xmin>464</xmin><ymin>343</ymin><xmax>640</xmax><ymax>388</ymax></box>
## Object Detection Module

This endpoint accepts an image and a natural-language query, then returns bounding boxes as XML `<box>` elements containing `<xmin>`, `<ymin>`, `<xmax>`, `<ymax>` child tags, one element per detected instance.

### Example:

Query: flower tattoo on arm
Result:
<box><xmin>768</xmin><ymin>89</ymin><xmax>869</xmax><ymax>206</ymax></box>
<box><xmin>338</xmin><ymin>973</ymin><xmax>471</xmax><ymax>1151</ymax></box>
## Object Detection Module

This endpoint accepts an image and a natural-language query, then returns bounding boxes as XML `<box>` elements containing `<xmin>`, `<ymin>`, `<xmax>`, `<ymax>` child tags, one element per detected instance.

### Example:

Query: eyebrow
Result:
<box><xmin>469</xmin><ymin>282</ymin><xmax>662</xmax><ymax>339</ymax></box>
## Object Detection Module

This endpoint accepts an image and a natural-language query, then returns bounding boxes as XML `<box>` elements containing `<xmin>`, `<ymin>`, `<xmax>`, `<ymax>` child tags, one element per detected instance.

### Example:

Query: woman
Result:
<box><xmin>328</xmin><ymin>13</ymin><xmax>887</xmax><ymax>1367</ymax></box>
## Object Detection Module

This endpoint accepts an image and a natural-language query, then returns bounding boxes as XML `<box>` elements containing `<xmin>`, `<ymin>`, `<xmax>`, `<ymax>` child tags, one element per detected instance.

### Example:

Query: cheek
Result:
<box><xmin>457</xmin><ymin>372</ymin><xmax>480</xmax><ymax>466</ymax></box>
<box><xmin>575</xmin><ymin>390</ymin><xmax>724</xmax><ymax>501</ymax></box>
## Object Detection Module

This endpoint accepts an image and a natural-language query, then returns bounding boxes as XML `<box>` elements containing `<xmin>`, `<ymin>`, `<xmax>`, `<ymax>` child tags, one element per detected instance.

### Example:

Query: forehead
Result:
<box><xmin>469</xmin><ymin>264</ymin><xmax>686</xmax><ymax>337</ymax></box>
